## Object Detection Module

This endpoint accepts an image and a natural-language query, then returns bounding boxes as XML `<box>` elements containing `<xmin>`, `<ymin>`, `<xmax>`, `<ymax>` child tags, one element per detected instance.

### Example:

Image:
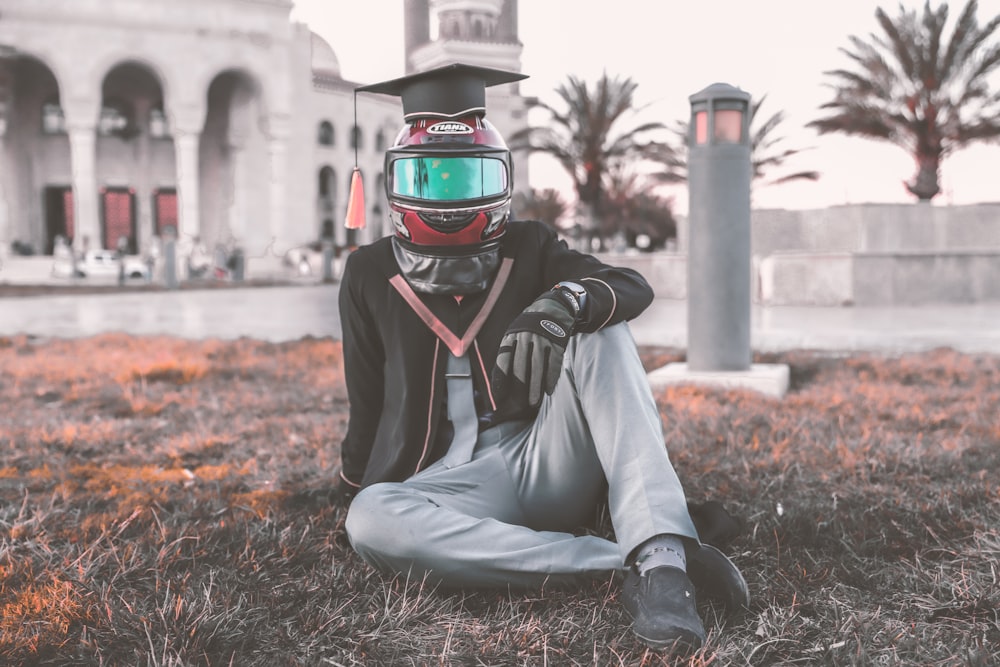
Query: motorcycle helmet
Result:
<box><xmin>357</xmin><ymin>63</ymin><xmax>528</xmax><ymax>249</ymax></box>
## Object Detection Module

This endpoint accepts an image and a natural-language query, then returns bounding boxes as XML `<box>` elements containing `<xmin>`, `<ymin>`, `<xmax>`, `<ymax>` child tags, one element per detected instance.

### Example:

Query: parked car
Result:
<box><xmin>77</xmin><ymin>249</ymin><xmax>150</xmax><ymax>280</ymax></box>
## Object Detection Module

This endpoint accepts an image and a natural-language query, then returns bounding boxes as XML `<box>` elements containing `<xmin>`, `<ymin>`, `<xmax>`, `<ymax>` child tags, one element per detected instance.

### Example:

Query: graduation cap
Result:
<box><xmin>356</xmin><ymin>63</ymin><xmax>528</xmax><ymax>121</ymax></box>
<box><xmin>345</xmin><ymin>63</ymin><xmax>528</xmax><ymax>231</ymax></box>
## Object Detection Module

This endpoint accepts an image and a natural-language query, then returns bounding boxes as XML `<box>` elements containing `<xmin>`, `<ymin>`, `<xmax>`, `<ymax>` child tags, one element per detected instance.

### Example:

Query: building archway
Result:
<box><xmin>200</xmin><ymin>69</ymin><xmax>267</xmax><ymax>252</ymax></box>
<box><xmin>0</xmin><ymin>54</ymin><xmax>70</xmax><ymax>255</ymax></box>
<box><xmin>97</xmin><ymin>61</ymin><xmax>168</xmax><ymax>254</ymax></box>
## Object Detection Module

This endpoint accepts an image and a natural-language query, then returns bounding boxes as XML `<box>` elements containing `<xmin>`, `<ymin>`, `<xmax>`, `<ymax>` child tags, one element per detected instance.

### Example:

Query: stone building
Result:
<box><xmin>0</xmin><ymin>0</ymin><xmax>526</xmax><ymax>274</ymax></box>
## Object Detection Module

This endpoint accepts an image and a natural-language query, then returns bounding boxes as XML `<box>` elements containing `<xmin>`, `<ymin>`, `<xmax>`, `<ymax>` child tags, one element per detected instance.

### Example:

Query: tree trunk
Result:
<box><xmin>906</xmin><ymin>155</ymin><xmax>941</xmax><ymax>201</ymax></box>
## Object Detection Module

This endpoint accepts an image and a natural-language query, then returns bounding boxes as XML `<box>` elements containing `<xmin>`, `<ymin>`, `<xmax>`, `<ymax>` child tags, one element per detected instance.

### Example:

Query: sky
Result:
<box><xmin>290</xmin><ymin>0</ymin><xmax>1000</xmax><ymax>212</ymax></box>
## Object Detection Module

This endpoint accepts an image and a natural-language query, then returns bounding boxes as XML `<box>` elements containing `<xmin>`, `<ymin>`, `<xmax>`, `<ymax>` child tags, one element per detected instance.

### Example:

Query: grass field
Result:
<box><xmin>1</xmin><ymin>333</ymin><xmax>997</xmax><ymax>665</ymax></box>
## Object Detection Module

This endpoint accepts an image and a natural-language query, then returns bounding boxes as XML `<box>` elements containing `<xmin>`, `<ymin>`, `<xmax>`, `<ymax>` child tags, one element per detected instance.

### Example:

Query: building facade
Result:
<box><xmin>0</xmin><ymin>0</ymin><xmax>526</xmax><ymax>272</ymax></box>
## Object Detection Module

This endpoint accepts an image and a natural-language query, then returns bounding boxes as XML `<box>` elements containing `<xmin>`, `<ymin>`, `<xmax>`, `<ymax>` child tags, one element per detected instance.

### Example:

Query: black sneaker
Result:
<box><xmin>622</xmin><ymin>565</ymin><xmax>706</xmax><ymax>653</ymax></box>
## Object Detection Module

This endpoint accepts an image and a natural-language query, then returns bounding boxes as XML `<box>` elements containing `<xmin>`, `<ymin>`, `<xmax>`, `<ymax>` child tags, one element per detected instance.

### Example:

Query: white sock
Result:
<box><xmin>634</xmin><ymin>534</ymin><xmax>687</xmax><ymax>573</ymax></box>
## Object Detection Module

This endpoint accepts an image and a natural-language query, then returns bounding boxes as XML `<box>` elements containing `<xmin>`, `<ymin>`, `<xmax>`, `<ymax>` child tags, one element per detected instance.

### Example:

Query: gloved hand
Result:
<box><xmin>492</xmin><ymin>290</ymin><xmax>578</xmax><ymax>408</ymax></box>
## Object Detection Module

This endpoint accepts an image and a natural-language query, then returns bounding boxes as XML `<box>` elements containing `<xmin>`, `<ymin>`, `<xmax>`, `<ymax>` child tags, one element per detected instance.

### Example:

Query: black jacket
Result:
<box><xmin>337</xmin><ymin>220</ymin><xmax>654</xmax><ymax>490</ymax></box>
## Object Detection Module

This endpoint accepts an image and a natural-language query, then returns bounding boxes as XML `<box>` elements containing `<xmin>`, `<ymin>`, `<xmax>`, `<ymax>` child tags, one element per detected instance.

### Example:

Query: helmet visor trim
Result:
<box><xmin>391</xmin><ymin>156</ymin><xmax>508</xmax><ymax>202</ymax></box>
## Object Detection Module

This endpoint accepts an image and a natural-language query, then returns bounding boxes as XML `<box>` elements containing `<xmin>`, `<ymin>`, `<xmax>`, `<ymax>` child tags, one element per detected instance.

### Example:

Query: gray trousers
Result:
<box><xmin>345</xmin><ymin>322</ymin><xmax>699</xmax><ymax>588</ymax></box>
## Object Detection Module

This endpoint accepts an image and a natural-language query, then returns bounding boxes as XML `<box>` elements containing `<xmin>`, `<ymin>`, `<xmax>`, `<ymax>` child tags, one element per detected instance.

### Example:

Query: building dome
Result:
<box><xmin>310</xmin><ymin>32</ymin><xmax>341</xmax><ymax>76</ymax></box>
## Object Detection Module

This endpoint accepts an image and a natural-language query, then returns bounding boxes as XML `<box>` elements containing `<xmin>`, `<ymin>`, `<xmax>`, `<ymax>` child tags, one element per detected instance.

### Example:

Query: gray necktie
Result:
<box><xmin>442</xmin><ymin>352</ymin><xmax>478</xmax><ymax>468</ymax></box>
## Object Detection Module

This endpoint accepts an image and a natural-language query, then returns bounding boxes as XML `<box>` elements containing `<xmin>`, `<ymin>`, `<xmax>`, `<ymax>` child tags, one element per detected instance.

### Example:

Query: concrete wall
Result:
<box><xmin>853</xmin><ymin>251</ymin><xmax>1000</xmax><ymax>305</ymax></box>
<box><xmin>614</xmin><ymin>203</ymin><xmax>1000</xmax><ymax>306</ymax></box>
<box><xmin>749</xmin><ymin>203</ymin><xmax>1000</xmax><ymax>255</ymax></box>
<box><xmin>757</xmin><ymin>251</ymin><xmax>1000</xmax><ymax>305</ymax></box>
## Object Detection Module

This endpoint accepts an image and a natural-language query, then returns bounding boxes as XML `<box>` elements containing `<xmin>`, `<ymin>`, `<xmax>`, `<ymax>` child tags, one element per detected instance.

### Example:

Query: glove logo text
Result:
<box><xmin>540</xmin><ymin>320</ymin><xmax>567</xmax><ymax>338</ymax></box>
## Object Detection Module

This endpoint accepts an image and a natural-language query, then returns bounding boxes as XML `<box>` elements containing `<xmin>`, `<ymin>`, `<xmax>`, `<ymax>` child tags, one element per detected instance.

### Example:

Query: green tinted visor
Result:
<box><xmin>390</xmin><ymin>156</ymin><xmax>509</xmax><ymax>202</ymax></box>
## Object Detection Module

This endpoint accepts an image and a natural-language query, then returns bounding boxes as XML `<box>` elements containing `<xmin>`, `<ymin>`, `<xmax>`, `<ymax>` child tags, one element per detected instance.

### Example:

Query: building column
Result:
<box><xmin>228</xmin><ymin>138</ymin><xmax>248</xmax><ymax>244</ymax></box>
<box><xmin>132</xmin><ymin>98</ymin><xmax>154</xmax><ymax>251</ymax></box>
<box><xmin>0</xmin><ymin>133</ymin><xmax>8</xmax><ymax>257</ymax></box>
<box><xmin>67</xmin><ymin>124</ymin><xmax>100</xmax><ymax>253</ymax></box>
<box><xmin>266</xmin><ymin>113</ymin><xmax>291</xmax><ymax>248</ymax></box>
<box><xmin>174</xmin><ymin>129</ymin><xmax>201</xmax><ymax>241</ymax></box>
<box><xmin>0</xmin><ymin>66</ymin><xmax>9</xmax><ymax>255</ymax></box>
<box><xmin>267</xmin><ymin>138</ymin><xmax>287</xmax><ymax>246</ymax></box>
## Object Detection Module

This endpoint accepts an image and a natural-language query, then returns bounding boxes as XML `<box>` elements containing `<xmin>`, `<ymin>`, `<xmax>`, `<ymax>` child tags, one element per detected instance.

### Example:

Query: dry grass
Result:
<box><xmin>0</xmin><ymin>334</ymin><xmax>997</xmax><ymax>665</ymax></box>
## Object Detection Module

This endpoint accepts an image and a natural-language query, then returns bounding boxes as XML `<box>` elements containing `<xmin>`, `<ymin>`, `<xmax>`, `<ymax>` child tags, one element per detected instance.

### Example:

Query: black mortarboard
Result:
<box><xmin>356</xmin><ymin>63</ymin><xmax>528</xmax><ymax>121</ymax></box>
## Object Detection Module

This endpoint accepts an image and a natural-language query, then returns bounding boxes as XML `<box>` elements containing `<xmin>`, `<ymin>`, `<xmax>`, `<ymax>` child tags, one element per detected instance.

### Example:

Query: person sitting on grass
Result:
<box><xmin>335</xmin><ymin>63</ymin><xmax>749</xmax><ymax>655</ymax></box>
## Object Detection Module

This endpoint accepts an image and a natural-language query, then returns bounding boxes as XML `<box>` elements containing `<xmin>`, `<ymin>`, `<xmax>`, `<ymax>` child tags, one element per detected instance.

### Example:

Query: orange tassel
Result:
<box><xmin>345</xmin><ymin>168</ymin><xmax>366</xmax><ymax>230</ymax></box>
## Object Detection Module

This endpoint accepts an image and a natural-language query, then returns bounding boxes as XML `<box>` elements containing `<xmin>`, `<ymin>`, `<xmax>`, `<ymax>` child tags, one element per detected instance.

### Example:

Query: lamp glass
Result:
<box><xmin>694</xmin><ymin>110</ymin><xmax>708</xmax><ymax>144</ymax></box>
<box><xmin>714</xmin><ymin>109</ymin><xmax>743</xmax><ymax>143</ymax></box>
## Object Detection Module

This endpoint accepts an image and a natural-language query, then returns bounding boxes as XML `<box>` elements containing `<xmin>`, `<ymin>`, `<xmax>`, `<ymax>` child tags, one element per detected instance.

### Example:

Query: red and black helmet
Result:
<box><xmin>385</xmin><ymin>114</ymin><xmax>512</xmax><ymax>248</ymax></box>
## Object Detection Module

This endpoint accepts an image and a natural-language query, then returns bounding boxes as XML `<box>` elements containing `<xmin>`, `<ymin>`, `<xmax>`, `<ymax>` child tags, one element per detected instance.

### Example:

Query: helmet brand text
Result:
<box><xmin>427</xmin><ymin>122</ymin><xmax>474</xmax><ymax>135</ymax></box>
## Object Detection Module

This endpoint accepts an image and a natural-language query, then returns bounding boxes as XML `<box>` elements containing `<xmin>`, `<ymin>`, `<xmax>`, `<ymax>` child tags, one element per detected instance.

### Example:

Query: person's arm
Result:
<box><xmin>492</xmin><ymin>225</ymin><xmax>655</xmax><ymax>408</ymax></box>
<box><xmin>336</xmin><ymin>251</ymin><xmax>385</xmax><ymax>498</ymax></box>
<box><xmin>539</xmin><ymin>229</ymin><xmax>654</xmax><ymax>331</ymax></box>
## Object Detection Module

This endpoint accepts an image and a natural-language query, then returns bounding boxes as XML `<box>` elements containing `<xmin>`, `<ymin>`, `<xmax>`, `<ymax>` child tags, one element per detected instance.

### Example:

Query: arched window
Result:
<box><xmin>318</xmin><ymin>120</ymin><xmax>334</xmax><ymax>146</ymax></box>
<box><xmin>319</xmin><ymin>166</ymin><xmax>336</xmax><ymax>198</ymax></box>
<box><xmin>41</xmin><ymin>97</ymin><xmax>66</xmax><ymax>134</ymax></box>
<box><xmin>350</xmin><ymin>124</ymin><xmax>362</xmax><ymax>150</ymax></box>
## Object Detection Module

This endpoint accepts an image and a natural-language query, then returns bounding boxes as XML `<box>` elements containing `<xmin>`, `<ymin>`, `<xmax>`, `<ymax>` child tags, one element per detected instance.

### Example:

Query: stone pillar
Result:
<box><xmin>174</xmin><ymin>130</ymin><xmax>201</xmax><ymax>241</ymax></box>
<box><xmin>67</xmin><ymin>124</ymin><xmax>100</xmax><ymax>254</ymax></box>
<box><xmin>163</xmin><ymin>232</ymin><xmax>178</xmax><ymax>289</ymax></box>
<box><xmin>0</xmin><ymin>129</ymin><xmax>8</xmax><ymax>257</ymax></box>
<box><xmin>0</xmin><ymin>64</ymin><xmax>8</xmax><ymax>255</ymax></box>
<box><xmin>132</xmin><ymin>98</ymin><xmax>154</xmax><ymax>249</ymax></box>
<box><xmin>266</xmin><ymin>113</ymin><xmax>291</xmax><ymax>248</ymax></box>
<box><xmin>227</xmin><ymin>138</ymin><xmax>248</xmax><ymax>244</ymax></box>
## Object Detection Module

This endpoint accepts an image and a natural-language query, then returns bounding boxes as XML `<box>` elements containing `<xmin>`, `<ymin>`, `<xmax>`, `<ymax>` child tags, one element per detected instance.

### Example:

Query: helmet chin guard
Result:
<box><xmin>388</xmin><ymin>197</ymin><xmax>510</xmax><ymax>247</ymax></box>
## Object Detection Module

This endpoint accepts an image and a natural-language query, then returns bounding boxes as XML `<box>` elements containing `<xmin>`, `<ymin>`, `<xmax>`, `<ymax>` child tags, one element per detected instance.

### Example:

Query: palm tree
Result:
<box><xmin>807</xmin><ymin>0</ymin><xmax>1000</xmax><ymax>201</ymax></box>
<box><xmin>512</xmin><ymin>188</ymin><xmax>568</xmax><ymax>230</ymax></box>
<box><xmin>655</xmin><ymin>95</ymin><xmax>820</xmax><ymax>188</ymax></box>
<box><xmin>603</xmin><ymin>167</ymin><xmax>677</xmax><ymax>250</ymax></box>
<box><xmin>509</xmin><ymin>73</ymin><xmax>669</xmax><ymax>233</ymax></box>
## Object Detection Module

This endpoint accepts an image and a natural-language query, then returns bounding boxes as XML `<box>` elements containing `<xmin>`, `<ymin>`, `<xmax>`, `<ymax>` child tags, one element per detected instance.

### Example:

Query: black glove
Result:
<box><xmin>492</xmin><ymin>289</ymin><xmax>578</xmax><ymax>408</ymax></box>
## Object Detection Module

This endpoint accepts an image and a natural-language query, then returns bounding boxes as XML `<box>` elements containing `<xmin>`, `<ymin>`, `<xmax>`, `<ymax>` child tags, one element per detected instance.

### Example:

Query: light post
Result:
<box><xmin>647</xmin><ymin>83</ymin><xmax>789</xmax><ymax>397</ymax></box>
<box><xmin>686</xmin><ymin>83</ymin><xmax>752</xmax><ymax>371</ymax></box>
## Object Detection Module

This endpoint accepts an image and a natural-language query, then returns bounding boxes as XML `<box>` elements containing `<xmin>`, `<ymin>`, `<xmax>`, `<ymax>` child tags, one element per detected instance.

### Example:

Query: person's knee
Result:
<box><xmin>589</xmin><ymin>321</ymin><xmax>633</xmax><ymax>346</ymax></box>
<box><xmin>568</xmin><ymin>322</ymin><xmax>638</xmax><ymax>369</ymax></box>
<box><xmin>344</xmin><ymin>483</ymin><xmax>395</xmax><ymax>555</ymax></box>
<box><xmin>345</xmin><ymin>483</ymin><xmax>422</xmax><ymax>562</ymax></box>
